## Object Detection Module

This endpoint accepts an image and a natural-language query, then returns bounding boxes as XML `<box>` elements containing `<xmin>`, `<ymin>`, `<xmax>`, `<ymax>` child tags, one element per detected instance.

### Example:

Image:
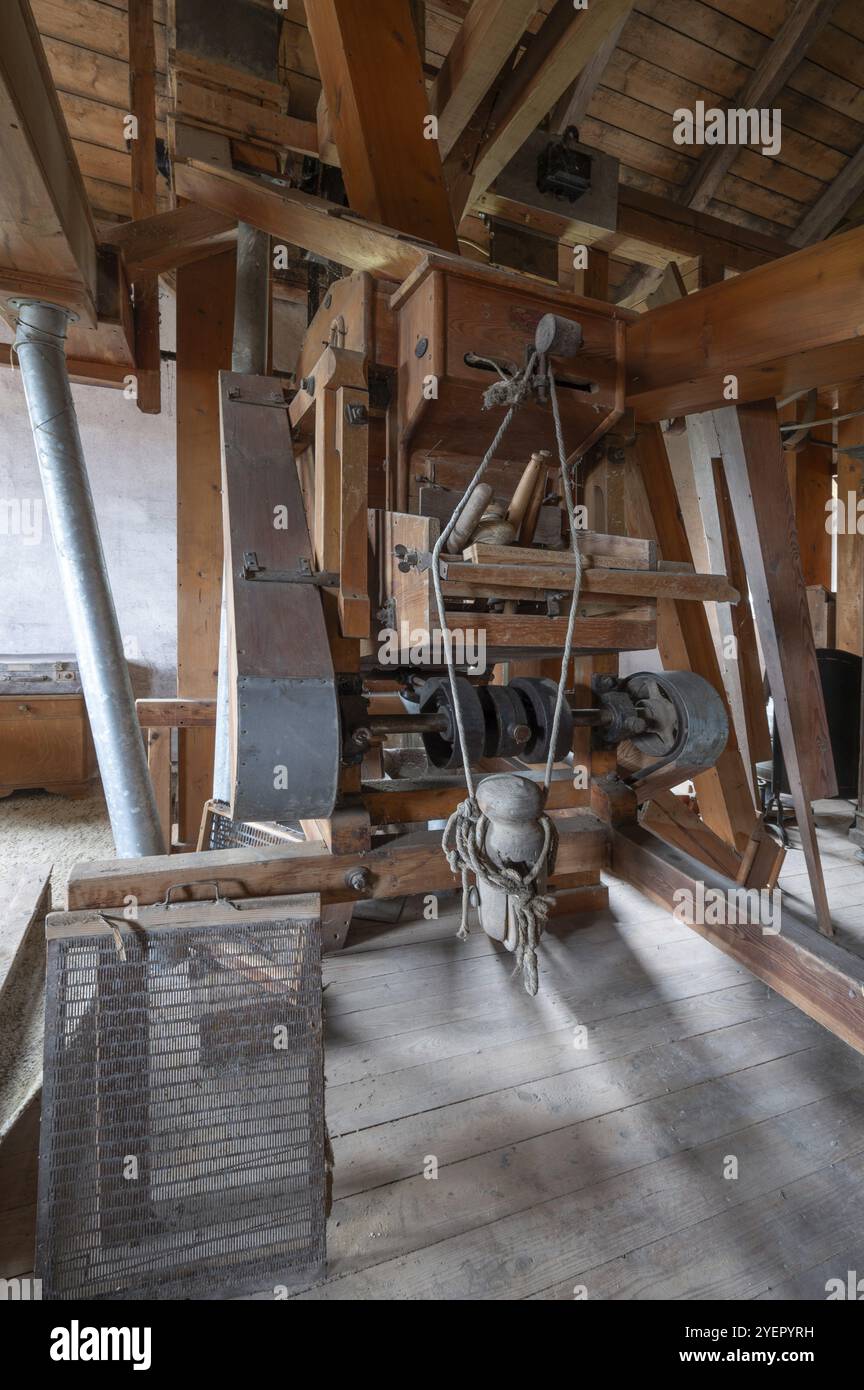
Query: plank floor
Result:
<box><xmin>287</xmin><ymin>808</ymin><xmax>864</xmax><ymax>1301</ymax></box>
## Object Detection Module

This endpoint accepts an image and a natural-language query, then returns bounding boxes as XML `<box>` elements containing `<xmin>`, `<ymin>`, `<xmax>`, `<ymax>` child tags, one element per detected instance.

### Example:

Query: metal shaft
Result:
<box><xmin>13</xmin><ymin>301</ymin><xmax>165</xmax><ymax>857</ymax></box>
<box><xmin>214</xmin><ymin>224</ymin><xmax>271</xmax><ymax>801</ymax></box>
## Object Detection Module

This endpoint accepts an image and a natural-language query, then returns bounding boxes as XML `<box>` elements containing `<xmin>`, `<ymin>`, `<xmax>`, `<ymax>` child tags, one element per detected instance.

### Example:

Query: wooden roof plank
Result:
<box><xmin>681</xmin><ymin>0</ymin><xmax>841</xmax><ymax>213</ymax></box>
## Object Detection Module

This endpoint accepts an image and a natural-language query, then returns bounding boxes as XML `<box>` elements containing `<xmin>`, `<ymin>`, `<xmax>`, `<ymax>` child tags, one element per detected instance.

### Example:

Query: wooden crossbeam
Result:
<box><xmin>431</xmin><ymin>0</ymin><xmax>538</xmax><ymax>159</ymax></box>
<box><xmin>477</xmin><ymin>183</ymin><xmax>790</xmax><ymax>274</ymax></box>
<box><xmin>65</xmin><ymin>814</ymin><xmax>609</xmax><ymax>910</ymax></box>
<box><xmin>681</xmin><ymin>0</ymin><xmax>838</xmax><ymax>214</ymax></box>
<box><xmin>626</xmin><ymin>224</ymin><xmax>864</xmax><ymax>420</ymax></box>
<box><xmin>611</xmin><ymin>824</ymin><xmax>864</xmax><ymax>1056</ymax></box>
<box><xmin>304</xmin><ymin>0</ymin><xmax>458</xmax><ymax>252</ymax></box>
<box><xmin>174</xmin><ymin>158</ymin><xmax>429</xmax><ymax>282</ymax></box>
<box><xmin>99</xmin><ymin>204</ymin><xmax>238</xmax><ymax>275</ymax></box>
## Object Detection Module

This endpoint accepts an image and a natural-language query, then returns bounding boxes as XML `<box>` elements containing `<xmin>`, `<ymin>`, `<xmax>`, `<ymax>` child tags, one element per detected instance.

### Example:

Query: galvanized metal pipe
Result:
<box><xmin>214</xmin><ymin>225</ymin><xmax>270</xmax><ymax>802</ymax></box>
<box><xmin>13</xmin><ymin>301</ymin><xmax>165</xmax><ymax>857</ymax></box>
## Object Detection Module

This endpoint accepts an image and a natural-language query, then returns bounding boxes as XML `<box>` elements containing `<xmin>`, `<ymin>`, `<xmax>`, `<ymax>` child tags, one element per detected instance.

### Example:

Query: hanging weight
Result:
<box><xmin>510</xmin><ymin>677</ymin><xmax>573</xmax><ymax>762</ymax></box>
<box><xmin>477</xmin><ymin>684</ymin><xmax>531</xmax><ymax>758</ymax></box>
<box><xmin>418</xmin><ymin>676</ymin><xmax>486</xmax><ymax>769</ymax></box>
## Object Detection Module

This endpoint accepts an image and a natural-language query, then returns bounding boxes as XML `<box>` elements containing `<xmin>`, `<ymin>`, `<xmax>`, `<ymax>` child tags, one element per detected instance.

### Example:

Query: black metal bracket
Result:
<box><xmin>240</xmin><ymin>552</ymin><xmax>338</xmax><ymax>586</ymax></box>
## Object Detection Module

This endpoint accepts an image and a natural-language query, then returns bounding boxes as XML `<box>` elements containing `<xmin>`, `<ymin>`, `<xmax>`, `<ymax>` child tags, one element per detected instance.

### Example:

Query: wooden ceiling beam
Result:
<box><xmin>0</xmin><ymin>0</ymin><xmax>99</xmax><ymax>324</ymax></box>
<box><xmin>626</xmin><ymin>224</ymin><xmax>864</xmax><ymax>419</ymax></box>
<box><xmin>681</xmin><ymin>0</ymin><xmax>839</xmax><ymax>214</ymax></box>
<box><xmin>460</xmin><ymin>0</ymin><xmax>633</xmax><ymax>215</ymax></box>
<box><xmin>431</xmin><ymin>0</ymin><xmax>539</xmax><ymax>159</ymax></box>
<box><xmin>174</xmin><ymin>158</ymin><xmax>429</xmax><ymax>282</ymax></box>
<box><xmin>303</xmin><ymin>0</ymin><xmax>458</xmax><ymax>251</ymax></box>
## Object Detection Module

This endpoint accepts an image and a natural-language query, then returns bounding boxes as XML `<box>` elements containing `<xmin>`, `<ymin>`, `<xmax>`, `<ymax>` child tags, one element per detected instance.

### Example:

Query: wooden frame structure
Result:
<box><xmin>3</xmin><ymin>0</ymin><xmax>862</xmax><ymax>1060</ymax></box>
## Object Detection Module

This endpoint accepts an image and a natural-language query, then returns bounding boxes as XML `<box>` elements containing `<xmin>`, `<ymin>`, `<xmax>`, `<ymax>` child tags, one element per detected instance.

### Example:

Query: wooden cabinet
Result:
<box><xmin>0</xmin><ymin>695</ymin><xmax>97</xmax><ymax>798</ymax></box>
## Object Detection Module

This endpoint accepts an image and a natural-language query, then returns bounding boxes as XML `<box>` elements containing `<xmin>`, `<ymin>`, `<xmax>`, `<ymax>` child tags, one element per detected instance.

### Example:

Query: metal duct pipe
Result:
<box><xmin>214</xmin><ymin>224</ymin><xmax>271</xmax><ymax>802</ymax></box>
<box><xmin>13</xmin><ymin>301</ymin><xmax>165</xmax><ymax>857</ymax></box>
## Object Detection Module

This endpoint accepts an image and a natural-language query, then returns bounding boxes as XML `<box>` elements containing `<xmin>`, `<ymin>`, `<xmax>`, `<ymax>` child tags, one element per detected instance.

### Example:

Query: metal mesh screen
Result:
<box><xmin>207</xmin><ymin>808</ymin><xmax>302</xmax><ymax>850</ymax></box>
<box><xmin>37</xmin><ymin>911</ymin><xmax>326</xmax><ymax>1301</ymax></box>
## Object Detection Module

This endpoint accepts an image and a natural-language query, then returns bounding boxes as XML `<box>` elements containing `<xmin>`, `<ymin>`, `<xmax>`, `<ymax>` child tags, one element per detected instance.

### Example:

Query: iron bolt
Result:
<box><xmin>346</xmin><ymin>867</ymin><xmax>371</xmax><ymax>893</ymax></box>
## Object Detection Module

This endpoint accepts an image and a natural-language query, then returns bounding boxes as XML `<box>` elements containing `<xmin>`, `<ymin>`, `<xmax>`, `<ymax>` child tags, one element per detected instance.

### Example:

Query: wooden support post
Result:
<box><xmin>711</xmin><ymin>401</ymin><xmax>835</xmax><ymax>936</ymax></box>
<box><xmin>836</xmin><ymin>383</ymin><xmax>864</xmax><ymax>659</ymax></box>
<box><xmin>128</xmin><ymin>0</ymin><xmax>161</xmax><ymax>415</ymax></box>
<box><xmin>146</xmin><ymin>727</ymin><xmax>172</xmax><ymax>848</ymax></box>
<box><xmin>176</xmin><ymin>250</ymin><xmax>235</xmax><ymax>846</ymax></box>
<box><xmin>336</xmin><ymin>384</ymin><xmax>371</xmax><ymax>638</ymax></box>
<box><xmin>630</xmin><ymin>425</ymin><xmax>756</xmax><ymax>851</ymax></box>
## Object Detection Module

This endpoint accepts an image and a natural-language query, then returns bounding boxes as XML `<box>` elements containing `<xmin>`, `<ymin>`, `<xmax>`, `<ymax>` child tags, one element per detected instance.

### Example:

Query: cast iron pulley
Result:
<box><xmin>477</xmin><ymin>683</ymin><xmax>531</xmax><ymax>758</ymax></box>
<box><xmin>624</xmin><ymin>670</ymin><xmax>728</xmax><ymax>784</ymax></box>
<box><xmin>509</xmin><ymin>676</ymin><xmax>573</xmax><ymax>762</ymax></box>
<box><xmin>418</xmin><ymin>676</ymin><xmax>486</xmax><ymax>769</ymax></box>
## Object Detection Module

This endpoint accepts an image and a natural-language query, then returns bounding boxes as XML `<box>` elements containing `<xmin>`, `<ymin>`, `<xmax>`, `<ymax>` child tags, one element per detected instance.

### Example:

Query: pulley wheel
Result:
<box><xmin>478</xmin><ymin>683</ymin><xmax>529</xmax><ymax>758</ymax></box>
<box><xmin>418</xmin><ymin>676</ymin><xmax>485</xmax><ymax>769</ymax></box>
<box><xmin>510</xmin><ymin>677</ymin><xmax>573</xmax><ymax>762</ymax></box>
<box><xmin>625</xmin><ymin>670</ymin><xmax>728</xmax><ymax>780</ymax></box>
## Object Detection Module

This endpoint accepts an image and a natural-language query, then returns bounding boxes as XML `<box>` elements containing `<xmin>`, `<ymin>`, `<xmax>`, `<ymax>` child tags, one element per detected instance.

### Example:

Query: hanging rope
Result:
<box><xmin>434</xmin><ymin>354</ymin><xmax>588</xmax><ymax>995</ymax></box>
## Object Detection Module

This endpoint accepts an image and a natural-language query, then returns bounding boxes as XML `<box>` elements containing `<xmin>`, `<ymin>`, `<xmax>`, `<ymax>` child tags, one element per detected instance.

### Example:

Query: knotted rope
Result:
<box><xmin>431</xmin><ymin>353</ymin><xmax>585</xmax><ymax>996</ymax></box>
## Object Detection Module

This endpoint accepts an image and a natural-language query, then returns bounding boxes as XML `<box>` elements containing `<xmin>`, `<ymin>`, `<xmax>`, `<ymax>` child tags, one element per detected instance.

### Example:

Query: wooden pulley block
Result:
<box><xmin>474</xmin><ymin>773</ymin><xmax>549</xmax><ymax>947</ymax></box>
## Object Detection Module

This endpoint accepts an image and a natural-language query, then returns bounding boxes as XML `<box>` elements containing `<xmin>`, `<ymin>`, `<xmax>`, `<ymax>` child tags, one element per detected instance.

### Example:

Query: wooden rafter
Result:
<box><xmin>550</xmin><ymin>6</ymin><xmax>631</xmax><ymax>133</ymax></box>
<box><xmin>790</xmin><ymin>143</ymin><xmax>864</xmax><ymax>247</ymax></box>
<box><xmin>303</xmin><ymin>0</ymin><xmax>458</xmax><ymax>251</ymax></box>
<box><xmin>680</xmin><ymin>0</ymin><xmax>839</xmax><ymax>215</ymax></box>
<box><xmin>457</xmin><ymin>0</ymin><xmax>633</xmax><ymax>217</ymax></box>
<box><xmin>431</xmin><ymin>0</ymin><xmax>539</xmax><ymax>159</ymax></box>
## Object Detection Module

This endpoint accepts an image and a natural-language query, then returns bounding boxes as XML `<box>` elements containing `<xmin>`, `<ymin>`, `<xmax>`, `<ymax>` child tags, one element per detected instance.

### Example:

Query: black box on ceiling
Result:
<box><xmin>495</xmin><ymin>131</ymin><xmax>619</xmax><ymax>232</ymax></box>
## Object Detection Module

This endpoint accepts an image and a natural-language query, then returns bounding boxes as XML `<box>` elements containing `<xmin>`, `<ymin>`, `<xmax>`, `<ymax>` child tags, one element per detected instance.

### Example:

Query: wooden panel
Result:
<box><xmin>175</xmin><ymin>250</ymin><xmax>235</xmax><ymax>844</ymax></box>
<box><xmin>304</xmin><ymin>0</ymin><xmax>458</xmax><ymax>251</ymax></box>
<box><xmin>0</xmin><ymin>694</ymin><xmax>96</xmax><ymax>796</ymax></box>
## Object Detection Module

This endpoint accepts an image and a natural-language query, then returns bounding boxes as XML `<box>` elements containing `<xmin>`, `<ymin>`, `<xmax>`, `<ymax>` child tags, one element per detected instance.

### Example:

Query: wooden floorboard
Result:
<box><xmin>284</xmin><ymin>812</ymin><xmax>864</xmax><ymax>1300</ymax></box>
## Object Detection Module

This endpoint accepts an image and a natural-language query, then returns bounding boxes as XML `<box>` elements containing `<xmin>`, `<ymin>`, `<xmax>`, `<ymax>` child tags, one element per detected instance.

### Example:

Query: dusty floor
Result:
<box><xmin>0</xmin><ymin>786</ymin><xmax>112</xmax><ymax>907</ymax></box>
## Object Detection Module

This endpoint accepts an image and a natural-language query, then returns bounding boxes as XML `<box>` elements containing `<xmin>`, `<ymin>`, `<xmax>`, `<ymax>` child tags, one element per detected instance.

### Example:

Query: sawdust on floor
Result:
<box><xmin>0</xmin><ymin>788</ymin><xmax>113</xmax><ymax>907</ymax></box>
